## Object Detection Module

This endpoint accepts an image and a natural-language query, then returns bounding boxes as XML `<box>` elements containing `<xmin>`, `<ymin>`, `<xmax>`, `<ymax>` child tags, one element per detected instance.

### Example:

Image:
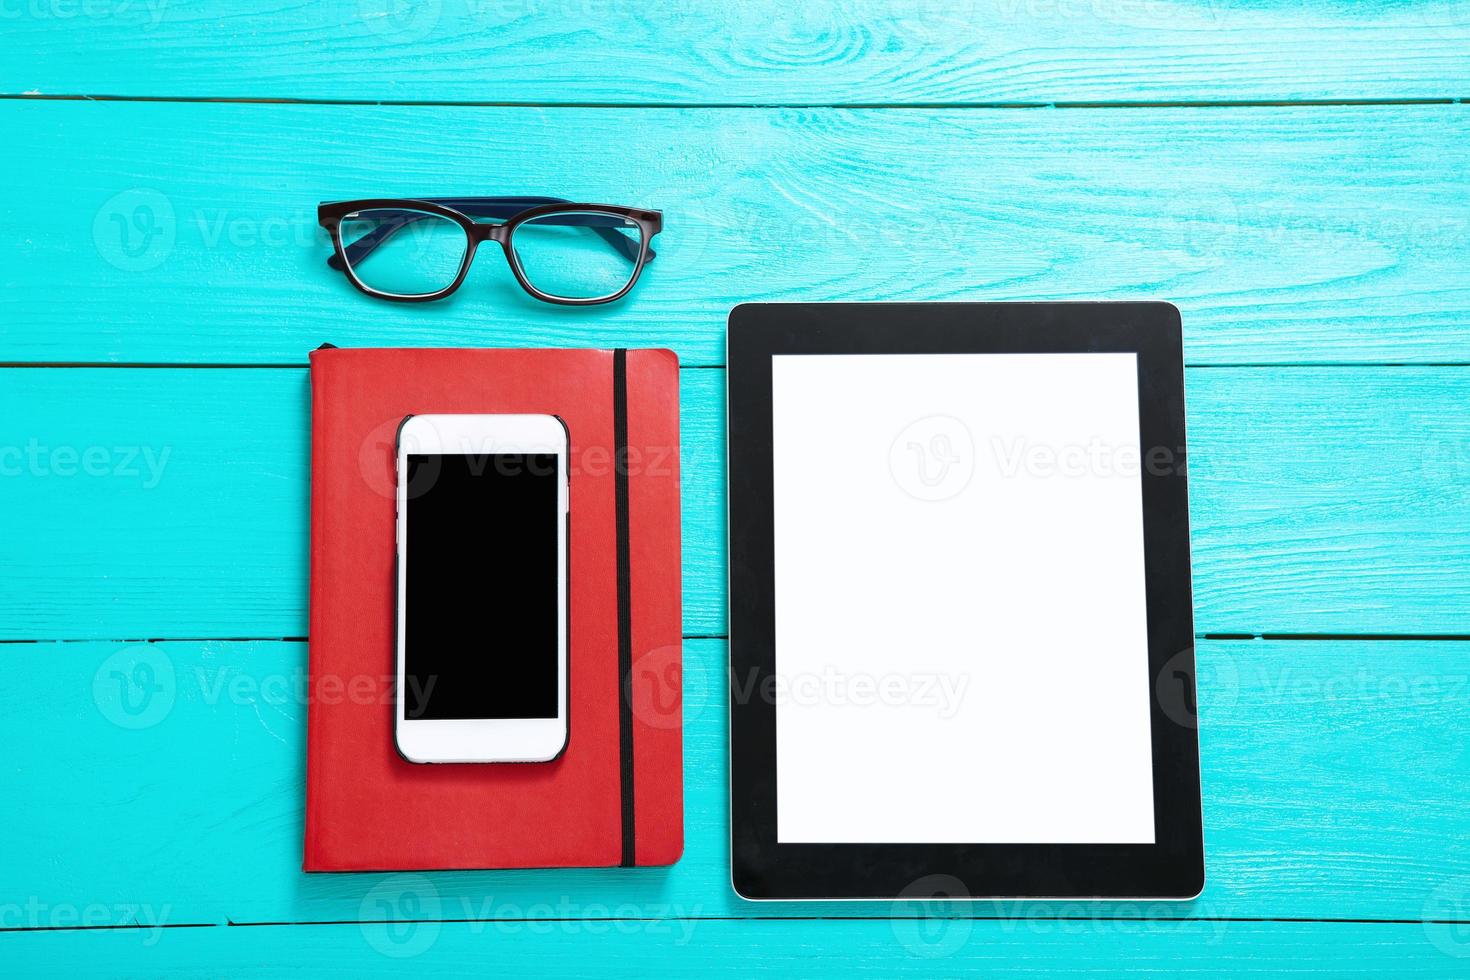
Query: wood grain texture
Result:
<box><xmin>1187</xmin><ymin>367</ymin><xmax>1470</xmax><ymax>634</ymax></box>
<box><xmin>3</xmin><ymin>0</ymin><xmax>1469</xmax><ymax>104</ymax></box>
<box><xmin>3</xmin><ymin>638</ymin><xmax>1468</xmax><ymax>926</ymax></box>
<box><xmin>12</xmin><ymin>917</ymin><xmax>1470</xmax><ymax>979</ymax></box>
<box><xmin>6</xmin><ymin>918</ymin><xmax>1470</xmax><ymax>978</ymax></box>
<box><xmin>3</xmin><ymin>366</ymin><xmax>1469</xmax><ymax>640</ymax></box>
<box><xmin>6</xmin><ymin>101</ymin><xmax>1470</xmax><ymax>366</ymax></box>
<box><xmin>7</xmin><ymin>0</ymin><xmax>1470</xmax><ymax>969</ymax></box>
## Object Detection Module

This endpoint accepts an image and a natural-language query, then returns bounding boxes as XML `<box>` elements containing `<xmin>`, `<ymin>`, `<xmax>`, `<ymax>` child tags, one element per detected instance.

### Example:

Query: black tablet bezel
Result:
<box><xmin>727</xmin><ymin>302</ymin><xmax>1203</xmax><ymax>901</ymax></box>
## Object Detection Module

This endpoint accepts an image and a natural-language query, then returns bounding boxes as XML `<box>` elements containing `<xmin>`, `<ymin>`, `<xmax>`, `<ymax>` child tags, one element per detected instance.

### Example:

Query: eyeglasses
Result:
<box><xmin>317</xmin><ymin>197</ymin><xmax>661</xmax><ymax>305</ymax></box>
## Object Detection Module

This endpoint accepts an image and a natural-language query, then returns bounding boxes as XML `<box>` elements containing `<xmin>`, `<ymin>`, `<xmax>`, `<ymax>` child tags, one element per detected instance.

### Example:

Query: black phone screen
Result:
<box><xmin>403</xmin><ymin>452</ymin><xmax>560</xmax><ymax>720</ymax></box>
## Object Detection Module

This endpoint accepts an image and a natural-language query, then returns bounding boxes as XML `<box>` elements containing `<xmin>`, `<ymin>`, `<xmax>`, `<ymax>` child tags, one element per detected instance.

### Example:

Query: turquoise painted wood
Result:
<box><xmin>3</xmin><ymin>366</ymin><xmax>1469</xmax><ymax>640</ymax></box>
<box><xmin>7</xmin><ymin>918</ymin><xmax>1470</xmax><ymax>978</ymax></box>
<box><xmin>4</xmin><ymin>0</ymin><xmax>1469</xmax><ymax>104</ymax></box>
<box><xmin>4</xmin><ymin>639</ymin><xmax>1469</xmax><ymax>927</ymax></box>
<box><xmin>6</xmin><ymin>101</ymin><xmax>1470</xmax><ymax>366</ymax></box>
<box><xmin>7</xmin><ymin>1</ymin><xmax>1470</xmax><ymax>972</ymax></box>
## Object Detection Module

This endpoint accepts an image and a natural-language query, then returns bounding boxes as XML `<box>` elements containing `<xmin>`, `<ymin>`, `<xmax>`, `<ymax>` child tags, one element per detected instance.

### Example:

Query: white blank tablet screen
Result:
<box><xmin>771</xmin><ymin>353</ymin><xmax>1156</xmax><ymax>844</ymax></box>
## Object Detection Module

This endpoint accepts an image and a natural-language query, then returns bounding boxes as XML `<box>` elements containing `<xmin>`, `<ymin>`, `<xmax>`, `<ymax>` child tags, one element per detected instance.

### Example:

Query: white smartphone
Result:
<box><xmin>394</xmin><ymin>413</ymin><xmax>569</xmax><ymax>764</ymax></box>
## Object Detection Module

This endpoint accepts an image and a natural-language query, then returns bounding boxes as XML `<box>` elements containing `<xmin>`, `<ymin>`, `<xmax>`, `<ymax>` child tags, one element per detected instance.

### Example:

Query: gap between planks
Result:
<box><xmin>0</xmin><ymin>94</ymin><xmax>1466</xmax><ymax>110</ymax></box>
<box><xmin>8</xmin><ymin>634</ymin><xmax>1470</xmax><ymax>646</ymax></box>
<box><xmin>6</xmin><ymin>362</ymin><xmax>1470</xmax><ymax>372</ymax></box>
<box><xmin>0</xmin><ymin>634</ymin><xmax>728</xmax><ymax>645</ymax></box>
<box><xmin>7</xmin><ymin>914</ymin><xmax>1470</xmax><ymax>935</ymax></box>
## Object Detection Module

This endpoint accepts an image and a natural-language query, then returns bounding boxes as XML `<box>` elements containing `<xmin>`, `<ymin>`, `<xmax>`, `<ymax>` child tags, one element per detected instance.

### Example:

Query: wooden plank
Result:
<box><xmin>5</xmin><ymin>100</ymin><xmax>1470</xmax><ymax>366</ymax></box>
<box><xmin>3</xmin><ymin>366</ymin><xmax>1470</xmax><ymax>640</ymax></box>
<box><xmin>2</xmin><ymin>638</ymin><xmax>1468</xmax><ymax>927</ymax></box>
<box><xmin>0</xmin><ymin>366</ymin><xmax>725</xmax><ymax>639</ymax></box>
<box><xmin>1188</xmin><ymin>367</ymin><xmax>1470</xmax><ymax>635</ymax></box>
<box><xmin>5</xmin><ymin>918</ymin><xmax>1470</xmax><ymax>978</ymax></box>
<box><xmin>4</xmin><ymin>0</ymin><xmax>1469</xmax><ymax>104</ymax></box>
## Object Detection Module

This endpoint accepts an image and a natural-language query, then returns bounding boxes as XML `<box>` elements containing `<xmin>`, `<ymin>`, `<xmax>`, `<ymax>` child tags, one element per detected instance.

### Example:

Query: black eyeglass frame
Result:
<box><xmin>317</xmin><ymin>197</ymin><xmax>662</xmax><ymax>306</ymax></box>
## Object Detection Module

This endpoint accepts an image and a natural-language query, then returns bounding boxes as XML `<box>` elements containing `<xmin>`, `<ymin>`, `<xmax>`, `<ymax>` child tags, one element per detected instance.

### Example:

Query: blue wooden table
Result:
<box><xmin>4</xmin><ymin>3</ymin><xmax>1470</xmax><ymax>975</ymax></box>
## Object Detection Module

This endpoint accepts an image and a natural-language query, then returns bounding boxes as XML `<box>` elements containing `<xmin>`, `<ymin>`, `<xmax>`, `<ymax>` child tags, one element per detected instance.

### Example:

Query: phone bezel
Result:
<box><xmin>394</xmin><ymin>412</ymin><xmax>570</xmax><ymax>764</ymax></box>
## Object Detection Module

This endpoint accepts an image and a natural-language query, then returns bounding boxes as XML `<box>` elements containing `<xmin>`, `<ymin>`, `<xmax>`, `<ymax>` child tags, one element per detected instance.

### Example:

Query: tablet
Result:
<box><xmin>726</xmin><ymin>302</ymin><xmax>1203</xmax><ymax>901</ymax></box>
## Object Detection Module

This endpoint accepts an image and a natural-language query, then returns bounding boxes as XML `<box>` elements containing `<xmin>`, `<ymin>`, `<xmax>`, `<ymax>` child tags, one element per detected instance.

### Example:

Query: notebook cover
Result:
<box><xmin>305</xmin><ymin>346</ymin><xmax>683</xmax><ymax>871</ymax></box>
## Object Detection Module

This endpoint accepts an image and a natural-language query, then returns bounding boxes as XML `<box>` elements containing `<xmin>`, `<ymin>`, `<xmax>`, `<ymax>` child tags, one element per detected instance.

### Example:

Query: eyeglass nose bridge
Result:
<box><xmin>469</xmin><ymin>223</ymin><xmax>512</xmax><ymax>249</ymax></box>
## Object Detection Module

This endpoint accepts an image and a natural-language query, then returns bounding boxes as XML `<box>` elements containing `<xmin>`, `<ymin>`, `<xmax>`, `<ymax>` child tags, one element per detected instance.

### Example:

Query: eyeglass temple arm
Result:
<box><xmin>327</xmin><ymin>196</ymin><xmax>654</xmax><ymax>270</ymax></box>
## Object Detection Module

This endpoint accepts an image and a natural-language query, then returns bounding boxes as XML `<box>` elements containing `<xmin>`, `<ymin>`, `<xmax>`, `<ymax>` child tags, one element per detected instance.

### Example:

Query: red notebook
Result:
<box><xmin>305</xmin><ymin>346</ymin><xmax>683</xmax><ymax>871</ymax></box>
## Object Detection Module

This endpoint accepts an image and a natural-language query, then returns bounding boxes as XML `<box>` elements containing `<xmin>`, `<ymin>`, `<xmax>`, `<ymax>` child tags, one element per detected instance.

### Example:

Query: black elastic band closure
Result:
<box><xmin>613</xmin><ymin>348</ymin><xmax>636</xmax><ymax>867</ymax></box>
